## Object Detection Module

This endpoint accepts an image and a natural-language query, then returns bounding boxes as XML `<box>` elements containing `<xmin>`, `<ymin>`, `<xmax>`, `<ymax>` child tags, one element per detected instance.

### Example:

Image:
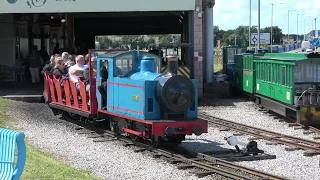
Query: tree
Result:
<box><xmin>214</xmin><ymin>26</ymin><xmax>225</xmax><ymax>47</ymax></box>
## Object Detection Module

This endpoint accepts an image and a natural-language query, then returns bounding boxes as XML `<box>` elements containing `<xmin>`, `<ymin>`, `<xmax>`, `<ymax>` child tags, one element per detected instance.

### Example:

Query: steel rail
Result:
<box><xmin>199</xmin><ymin>113</ymin><xmax>320</xmax><ymax>154</ymax></box>
<box><xmin>75</xmin><ymin>125</ymin><xmax>286</xmax><ymax>180</ymax></box>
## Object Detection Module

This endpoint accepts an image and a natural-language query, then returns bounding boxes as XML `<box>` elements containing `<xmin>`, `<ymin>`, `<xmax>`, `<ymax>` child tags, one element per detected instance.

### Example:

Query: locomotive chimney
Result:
<box><xmin>166</xmin><ymin>55</ymin><xmax>179</xmax><ymax>75</ymax></box>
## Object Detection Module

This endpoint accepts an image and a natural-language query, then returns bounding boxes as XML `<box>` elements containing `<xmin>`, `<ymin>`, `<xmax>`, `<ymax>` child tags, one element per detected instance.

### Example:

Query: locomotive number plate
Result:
<box><xmin>132</xmin><ymin>94</ymin><xmax>139</xmax><ymax>102</ymax></box>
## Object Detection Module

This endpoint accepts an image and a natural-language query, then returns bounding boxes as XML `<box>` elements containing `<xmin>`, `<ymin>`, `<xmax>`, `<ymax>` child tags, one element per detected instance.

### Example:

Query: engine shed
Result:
<box><xmin>0</xmin><ymin>0</ymin><xmax>213</xmax><ymax>98</ymax></box>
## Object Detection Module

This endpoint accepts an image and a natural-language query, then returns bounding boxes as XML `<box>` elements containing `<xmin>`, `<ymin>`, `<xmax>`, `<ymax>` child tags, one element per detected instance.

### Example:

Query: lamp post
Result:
<box><xmin>249</xmin><ymin>0</ymin><xmax>251</xmax><ymax>48</ymax></box>
<box><xmin>297</xmin><ymin>14</ymin><xmax>304</xmax><ymax>42</ymax></box>
<box><xmin>271</xmin><ymin>2</ymin><xmax>283</xmax><ymax>50</ymax></box>
<box><xmin>288</xmin><ymin>9</ymin><xmax>297</xmax><ymax>43</ymax></box>
<box><xmin>258</xmin><ymin>0</ymin><xmax>260</xmax><ymax>51</ymax></box>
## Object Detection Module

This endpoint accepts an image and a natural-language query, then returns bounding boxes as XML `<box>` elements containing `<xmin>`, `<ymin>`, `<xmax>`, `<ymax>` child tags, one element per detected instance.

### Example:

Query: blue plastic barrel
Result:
<box><xmin>278</xmin><ymin>47</ymin><xmax>284</xmax><ymax>52</ymax></box>
<box><xmin>285</xmin><ymin>45</ymin><xmax>290</xmax><ymax>52</ymax></box>
<box><xmin>226</xmin><ymin>63</ymin><xmax>235</xmax><ymax>83</ymax></box>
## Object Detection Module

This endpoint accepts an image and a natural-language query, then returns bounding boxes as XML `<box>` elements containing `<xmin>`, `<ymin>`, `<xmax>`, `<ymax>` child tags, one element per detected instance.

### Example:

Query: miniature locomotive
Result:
<box><xmin>44</xmin><ymin>50</ymin><xmax>207</xmax><ymax>146</ymax></box>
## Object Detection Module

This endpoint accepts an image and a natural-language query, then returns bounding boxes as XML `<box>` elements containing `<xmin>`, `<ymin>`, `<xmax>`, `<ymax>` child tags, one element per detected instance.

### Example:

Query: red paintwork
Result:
<box><xmin>53</xmin><ymin>75</ymin><xmax>63</xmax><ymax>104</ymax></box>
<box><xmin>47</xmin><ymin>74</ymin><xmax>56</xmax><ymax>102</ymax></box>
<box><xmin>98</xmin><ymin>110</ymin><xmax>208</xmax><ymax>136</ymax></box>
<box><xmin>69</xmin><ymin>80</ymin><xmax>80</xmax><ymax>108</ymax></box>
<box><xmin>108</xmin><ymin>82</ymin><xmax>143</xmax><ymax>88</ymax></box>
<box><xmin>63</xmin><ymin>79</ymin><xmax>72</xmax><ymax>106</ymax></box>
<box><xmin>108</xmin><ymin>106</ymin><xmax>142</xmax><ymax>114</ymax></box>
<box><xmin>44</xmin><ymin>72</ymin><xmax>52</xmax><ymax>102</ymax></box>
<box><xmin>78</xmin><ymin>77</ymin><xmax>89</xmax><ymax>111</ymax></box>
<box><xmin>122</xmin><ymin>128</ymin><xmax>147</xmax><ymax>136</ymax></box>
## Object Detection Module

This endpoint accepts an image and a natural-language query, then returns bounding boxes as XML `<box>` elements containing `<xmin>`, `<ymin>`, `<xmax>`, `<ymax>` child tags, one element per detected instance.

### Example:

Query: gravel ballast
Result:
<box><xmin>5</xmin><ymin>100</ymin><xmax>218</xmax><ymax>180</ymax></box>
<box><xmin>182</xmin><ymin>97</ymin><xmax>320</xmax><ymax>180</ymax></box>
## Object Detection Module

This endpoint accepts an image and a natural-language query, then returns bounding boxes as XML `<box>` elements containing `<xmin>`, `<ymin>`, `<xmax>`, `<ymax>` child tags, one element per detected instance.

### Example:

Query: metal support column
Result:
<box><xmin>188</xmin><ymin>11</ymin><xmax>194</xmax><ymax>79</ymax></box>
<box><xmin>258</xmin><ymin>0</ymin><xmax>260</xmax><ymax>50</ymax></box>
<box><xmin>203</xmin><ymin>0</ymin><xmax>215</xmax><ymax>83</ymax></box>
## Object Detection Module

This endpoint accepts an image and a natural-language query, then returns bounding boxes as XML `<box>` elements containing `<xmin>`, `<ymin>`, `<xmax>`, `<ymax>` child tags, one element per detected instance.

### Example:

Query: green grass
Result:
<box><xmin>0</xmin><ymin>98</ymin><xmax>99</xmax><ymax>180</ymax></box>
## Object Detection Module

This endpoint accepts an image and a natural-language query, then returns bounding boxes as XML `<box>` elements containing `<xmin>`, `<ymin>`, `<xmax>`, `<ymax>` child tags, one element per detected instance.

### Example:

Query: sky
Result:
<box><xmin>213</xmin><ymin>0</ymin><xmax>320</xmax><ymax>35</ymax></box>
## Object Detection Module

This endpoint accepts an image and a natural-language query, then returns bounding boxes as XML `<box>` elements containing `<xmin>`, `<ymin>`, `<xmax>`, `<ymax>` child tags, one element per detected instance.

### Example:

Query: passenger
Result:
<box><xmin>62</xmin><ymin>52</ymin><xmax>69</xmax><ymax>67</ymax></box>
<box><xmin>98</xmin><ymin>60</ymin><xmax>109</xmax><ymax>109</ymax></box>
<box><xmin>82</xmin><ymin>57</ymin><xmax>97</xmax><ymax>106</ymax></box>
<box><xmin>41</xmin><ymin>55</ymin><xmax>55</xmax><ymax>76</ymax></box>
<box><xmin>83</xmin><ymin>57</ymin><xmax>97</xmax><ymax>91</ymax></box>
<box><xmin>53</xmin><ymin>57</ymin><xmax>67</xmax><ymax>76</ymax></box>
<box><xmin>68</xmin><ymin>55</ymin><xmax>86</xmax><ymax>90</ymax></box>
<box><xmin>27</xmin><ymin>46</ymin><xmax>42</xmax><ymax>83</ymax></box>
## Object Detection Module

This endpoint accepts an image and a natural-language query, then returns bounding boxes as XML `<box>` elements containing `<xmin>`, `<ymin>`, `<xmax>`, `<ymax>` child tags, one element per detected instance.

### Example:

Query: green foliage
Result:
<box><xmin>95</xmin><ymin>34</ymin><xmax>180</xmax><ymax>50</ymax></box>
<box><xmin>214</xmin><ymin>25</ymin><xmax>284</xmax><ymax>47</ymax></box>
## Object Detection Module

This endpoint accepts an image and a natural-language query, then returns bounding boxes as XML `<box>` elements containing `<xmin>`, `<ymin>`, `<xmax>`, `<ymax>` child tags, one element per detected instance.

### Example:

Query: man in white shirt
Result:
<box><xmin>69</xmin><ymin>55</ymin><xmax>86</xmax><ymax>90</ymax></box>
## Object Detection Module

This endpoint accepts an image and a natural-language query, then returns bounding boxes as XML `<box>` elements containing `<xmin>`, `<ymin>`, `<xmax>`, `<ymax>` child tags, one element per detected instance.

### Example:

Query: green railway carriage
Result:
<box><xmin>234</xmin><ymin>53</ymin><xmax>265</xmax><ymax>94</ymax></box>
<box><xmin>234</xmin><ymin>52</ymin><xmax>320</xmax><ymax>125</ymax></box>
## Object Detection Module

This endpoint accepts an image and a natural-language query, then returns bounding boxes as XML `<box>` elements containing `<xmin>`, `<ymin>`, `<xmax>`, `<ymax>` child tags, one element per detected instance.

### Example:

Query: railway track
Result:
<box><xmin>64</xmin><ymin>116</ymin><xmax>286</xmax><ymax>180</ymax></box>
<box><xmin>199</xmin><ymin>113</ymin><xmax>320</xmax><ymax>156</ymax></box>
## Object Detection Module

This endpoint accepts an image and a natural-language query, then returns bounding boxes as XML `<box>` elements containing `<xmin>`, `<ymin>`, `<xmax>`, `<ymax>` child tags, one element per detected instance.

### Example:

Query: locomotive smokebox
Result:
<box><xmin>166</xmin><ymin>55</ymin><xmax>179</xmax><ymax>75</ymax></box>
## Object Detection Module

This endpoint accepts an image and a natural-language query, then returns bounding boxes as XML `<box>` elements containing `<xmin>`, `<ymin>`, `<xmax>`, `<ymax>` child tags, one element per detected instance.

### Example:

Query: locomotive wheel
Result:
<box><xmin>129</xmin><ymin>134</ymin><xmax>138</xmax><ymax>141</ymax></box>
<box><xmin>110</xmin><ymin>122</ymin><xmax>119</xmax><ymax>136</ymax></box>
<box><xmin>147</xmin><ymin>136</ymin><xmax>159</xmax><ymax>147</ymax></box>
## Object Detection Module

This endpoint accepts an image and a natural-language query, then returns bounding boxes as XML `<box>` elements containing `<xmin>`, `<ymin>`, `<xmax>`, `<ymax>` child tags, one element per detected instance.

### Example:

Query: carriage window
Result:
<box><xmin>115</xmin><ymin>54</ymin><xmax>133</xmax><ymax>77</ymax></box>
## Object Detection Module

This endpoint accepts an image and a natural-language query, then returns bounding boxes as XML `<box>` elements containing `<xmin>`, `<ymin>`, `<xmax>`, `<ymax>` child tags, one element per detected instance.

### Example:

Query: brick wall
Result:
<box><xmin>194</xmin><ymin>0</ymin><xmax>203</xmax><ymax>98</ymax></box>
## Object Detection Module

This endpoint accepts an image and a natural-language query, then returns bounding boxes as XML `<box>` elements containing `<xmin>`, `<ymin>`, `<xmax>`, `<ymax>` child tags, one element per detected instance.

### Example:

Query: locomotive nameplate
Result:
<box><xmin>132</xmin><ymin>95</ymin><xmax>139</xmax><ymax>102</ymax></box>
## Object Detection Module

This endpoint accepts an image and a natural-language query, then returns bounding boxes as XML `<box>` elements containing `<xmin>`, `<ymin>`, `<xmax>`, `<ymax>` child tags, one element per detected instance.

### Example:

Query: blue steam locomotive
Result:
<box><xmin>95</xmin><ymin>50</ymin><xmax>207</xmax><ymax>145</ymax></box>
<box><xmin>45</xmin><ymin>50</ymin><xmax>207</xmax><ymax>146</ymax></box>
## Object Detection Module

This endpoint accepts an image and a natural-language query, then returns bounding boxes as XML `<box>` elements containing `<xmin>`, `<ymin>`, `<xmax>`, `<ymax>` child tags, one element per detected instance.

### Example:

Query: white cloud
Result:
<box><xmin>214</xmin><ymin>0</ymin><xmax>320</xmax><ymax>34</ymax></box>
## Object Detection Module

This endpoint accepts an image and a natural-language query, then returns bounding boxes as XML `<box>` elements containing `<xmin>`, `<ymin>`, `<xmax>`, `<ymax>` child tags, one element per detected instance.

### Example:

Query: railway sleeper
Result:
<box><xmin>219</xmin><ymin>128</ymin><xmax>230</xmax><ymax>131</ymax></box>
<box><xmin>284</xmin><ymin>147</ymin><xmax>301</xmax><ymax>151</ymax></box>
<box><xmin>87</xmin><ymin>134</ymin><xmax>104</xmax><ymax>138</ymax></box>
<box><xmin>288</xmin><ymin>123</ymin><xmax>300</xmax><ymax>127</ymax></box>
<box><xmin>303</xmin><ymin>131</ymin><xmax>314</xmax><ymax>135</ymax></box>
<box><xmin>248</xmin><ymin>137</ymin><xmax>263</xmax><ymax>141</ymax></box>
<box><xmin>133</xmin><ymin>148</ymin><xmax>147</xmax><ymax>153</ymax></box>
<box><xmin>303</xmin><ymin>151</ymin><xmax>320</xmax><ymax>156</ymax></box>
<box><xmin>314</xmin><ymin>136</ymin><xmax>320</xmax><ymax>140</ymax></box>
<box><xmin>233</xmin><ymin>133</ymin><xmax>245</xmax><ymax>136</ymax></box>
<box><xmin>169</xmin><ymin>158</ymin><xmax>183</xmax><ymax>164</ymax></box>
<box><xmin>177</xmin><ymin>164</ymin><xmax>195</xmax><ymax>169</ymax></box>
<box><xmin>293</xmin><ymin>126</ymin><xmax>304</xmax><ymax>130</ymax></box>
<box><xmin>265</xmin><ymin>142</ymin><xmax>281</xmax><ymax>145</ymax></box>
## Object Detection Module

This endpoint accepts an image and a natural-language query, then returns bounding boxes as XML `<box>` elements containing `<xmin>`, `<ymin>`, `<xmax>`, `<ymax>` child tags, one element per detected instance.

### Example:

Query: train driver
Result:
<box><xmin>68</xmin><ymin>55</ymin><xmax>86</xmax><ymax>90</ymax></box>
<box><xmin>98</xmin><ymin>60</ymin><xmax>109</xmax><ymax>109</ymax></box>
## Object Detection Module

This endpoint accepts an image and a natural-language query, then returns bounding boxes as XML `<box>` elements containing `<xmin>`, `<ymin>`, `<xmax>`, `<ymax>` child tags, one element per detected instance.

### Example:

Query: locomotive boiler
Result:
<box><xmin>130</xmin><ymin>55</ymin><xmax>196</xmax><ymax>120</ymax></box>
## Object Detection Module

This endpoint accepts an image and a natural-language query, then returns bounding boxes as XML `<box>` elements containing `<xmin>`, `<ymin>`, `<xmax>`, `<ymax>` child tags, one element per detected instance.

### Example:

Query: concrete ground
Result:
<box><xmin>0</xmin><ymin>82</ymin><xmax>43</xmax><ymax>102</ymax></box>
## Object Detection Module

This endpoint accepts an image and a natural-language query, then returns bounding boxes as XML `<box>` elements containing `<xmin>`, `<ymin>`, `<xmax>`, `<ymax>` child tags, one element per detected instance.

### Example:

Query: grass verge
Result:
<box><xmin>0</xmin><ymin>98</ymin><xmax>99</xmax><ymax>180</ymax></box>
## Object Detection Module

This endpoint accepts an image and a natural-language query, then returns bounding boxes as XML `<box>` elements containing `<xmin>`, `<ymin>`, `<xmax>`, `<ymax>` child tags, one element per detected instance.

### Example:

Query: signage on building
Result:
<box><xmin>1</xmin><ymin>0</ymin><xmax>195</xmax><ymax>13</ymax></box>
<box><xmin>251</xmin><ymin>33</ymin><xmax>270</xmax><ymax>45</ymax></box>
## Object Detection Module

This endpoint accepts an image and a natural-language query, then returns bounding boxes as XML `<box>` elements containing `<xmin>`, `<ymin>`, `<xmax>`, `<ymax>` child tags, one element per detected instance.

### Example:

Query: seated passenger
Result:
<box><xmin>53</xmin><ymin>57</ymin><xmax>67</xmax><ymax>76</ymax></box>
<box><xmin>98</xmin><ymin>60</ymin><xmax>108</xmax><ymax>109</ymax></box>
<box><xmin>83</xmin><ymin>57</ymin><xmax>97</xmax><ymax>92</ymax></box>
<box><xmin>68</xmin><ymin>55</ymin><xmax>86</xmax><ymax>90</ymax></box>
<box><xmin>41</xmin><ymin>55</ymin><xmax>55</xmax><ymax>75</ymax></box>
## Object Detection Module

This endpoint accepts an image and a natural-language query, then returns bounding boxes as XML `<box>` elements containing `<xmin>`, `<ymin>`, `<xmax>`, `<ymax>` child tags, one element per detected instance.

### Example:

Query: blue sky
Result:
<box><xmin>213</xmin><ymin>0</ymin><xmax>319</xmax><ymax>35</ymax></box>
